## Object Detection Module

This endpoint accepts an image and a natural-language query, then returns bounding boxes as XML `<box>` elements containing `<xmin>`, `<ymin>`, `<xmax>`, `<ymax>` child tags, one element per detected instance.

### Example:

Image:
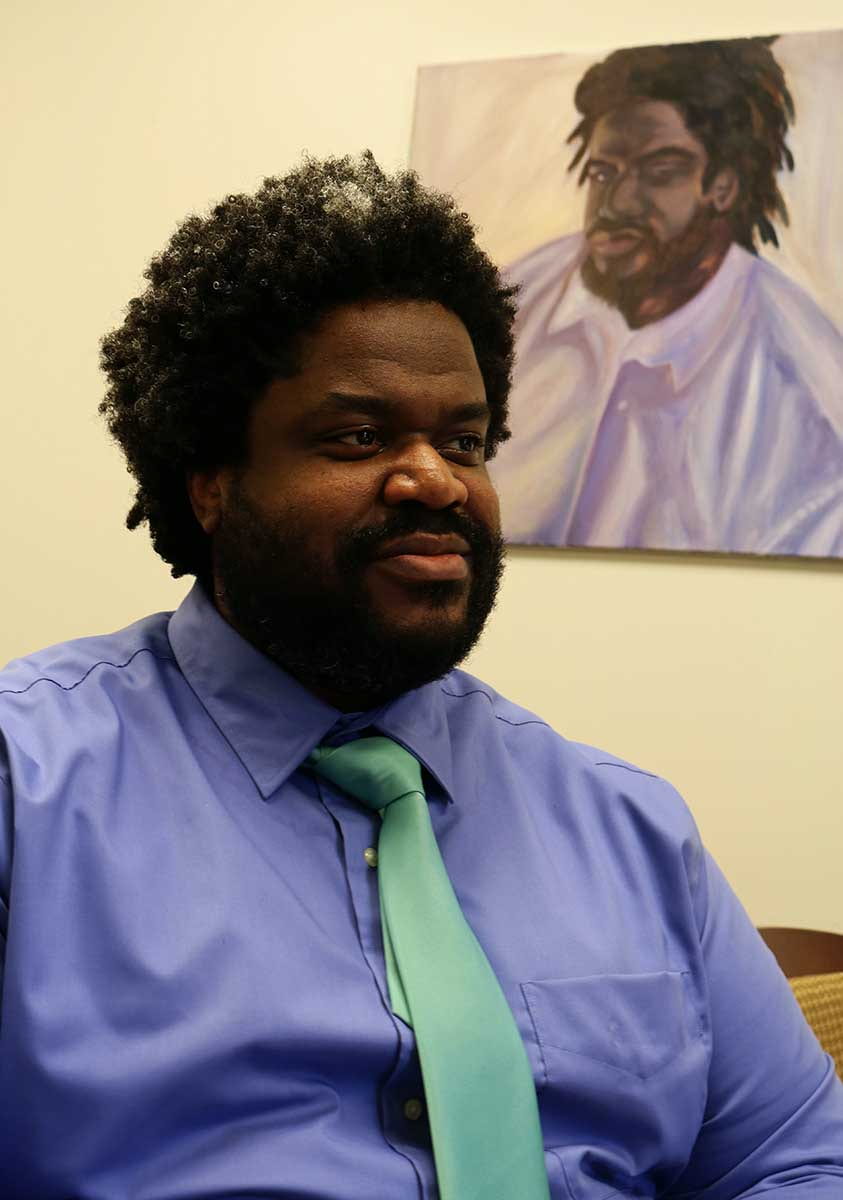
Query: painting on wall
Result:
<box><xmin>411</xmin><ymin>33</ymin><xmax>843</xmax><ymax>559</ymax></box>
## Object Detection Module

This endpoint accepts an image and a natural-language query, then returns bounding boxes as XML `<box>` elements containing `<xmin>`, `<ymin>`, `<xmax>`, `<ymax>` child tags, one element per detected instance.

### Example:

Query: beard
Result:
<box><xmin>210</xmin><ymin>480</ymin><xmax>505</xmax><ymax>710</ymax></box>
<box><xmin>581</xmin><ymin>207</ymin><xmax>731</xmax><ymax>328</ymax></box>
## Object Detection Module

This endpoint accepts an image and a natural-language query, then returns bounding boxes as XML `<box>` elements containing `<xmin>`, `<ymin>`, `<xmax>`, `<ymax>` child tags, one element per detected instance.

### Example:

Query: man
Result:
<box><xmin>1</xmin><ymin>154</ymin><xmax>841</xmax><ymax>1199</ymax></box>
<box><xmin>490</xmin><ymin>37</ymin><xmax>843</xmax><ymax>556</ymax></box>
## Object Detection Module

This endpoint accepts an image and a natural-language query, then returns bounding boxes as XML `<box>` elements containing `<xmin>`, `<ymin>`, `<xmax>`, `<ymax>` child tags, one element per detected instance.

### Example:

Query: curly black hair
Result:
<box><xmin>99</xmin><ymin>152</ymin><xmax>517</xmax><ymax>583</ymax></box>
<box><xmin>567</xmin><ymin>36</ymin><xmax>795</xmax><ymax>252</ymax></box>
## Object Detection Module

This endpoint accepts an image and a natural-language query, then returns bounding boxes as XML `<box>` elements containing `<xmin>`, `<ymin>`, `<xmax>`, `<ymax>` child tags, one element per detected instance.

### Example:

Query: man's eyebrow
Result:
<box><xmin>586</xmin><ymin>146</ymin><xmax>699</xmax><ymax>167</ymax></box>
<box><xmin>316</xmin><ymin>392</ymin><xmax>490</xmax><ymax>423</ymax></box>
<box><xmin>635</xmin><ymin>146</ymin><xmax>700</xmax><ymax>166</ymax></box>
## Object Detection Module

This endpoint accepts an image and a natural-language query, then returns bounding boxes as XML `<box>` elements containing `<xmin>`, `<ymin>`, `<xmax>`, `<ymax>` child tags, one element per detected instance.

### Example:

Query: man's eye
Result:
<box><xmin>442</xmin><ymin>433</ymin><xmax>485</xmax><ymax>458</ymax></box>
<box><xmin>335</xmin><ymin>428</ymin><xmax>381</xmax><ymax>448</ymax></box>
<box><xmin>642</xmin><ymin>164</ymin><xmax>685</xmax><ymax>185</ymax></box>
<box><xmin>586</xmin><ymin>164</ymin><xmax>613</xmax><ymax>184</ymax></box>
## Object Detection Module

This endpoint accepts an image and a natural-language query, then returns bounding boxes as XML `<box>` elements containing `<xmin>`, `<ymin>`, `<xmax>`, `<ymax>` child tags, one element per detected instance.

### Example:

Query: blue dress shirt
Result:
<box><xmin>1</xmin><ymin>582</ymin><xmax>842</xmax><ymax>1199</ymax></box>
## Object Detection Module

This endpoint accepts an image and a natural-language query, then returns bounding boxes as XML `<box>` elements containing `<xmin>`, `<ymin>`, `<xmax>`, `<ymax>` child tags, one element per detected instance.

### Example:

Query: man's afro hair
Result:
<box><xmin>99</xmin><ymin>152</ymin><xmax>517</xmax><ymax>582</ymax></box>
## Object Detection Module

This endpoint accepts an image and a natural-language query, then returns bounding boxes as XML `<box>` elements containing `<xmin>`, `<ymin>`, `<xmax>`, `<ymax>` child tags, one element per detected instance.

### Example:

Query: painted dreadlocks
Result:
<box><xmin>568</xmin><ymin>37</ymin><xmax>795</xmax><ymax>252</ymax></box>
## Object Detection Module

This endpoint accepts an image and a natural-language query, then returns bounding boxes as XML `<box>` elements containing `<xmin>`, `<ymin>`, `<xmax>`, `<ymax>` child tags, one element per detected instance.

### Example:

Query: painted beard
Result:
<box><xmin>581</xmin><ymin>207</ymin><xmax>732</xmax><ymax>328</ymax></box>
<box><xmin>210</xmin><ymin>480</ymin><xmax>505</xmax><ymax>709</ymax></box>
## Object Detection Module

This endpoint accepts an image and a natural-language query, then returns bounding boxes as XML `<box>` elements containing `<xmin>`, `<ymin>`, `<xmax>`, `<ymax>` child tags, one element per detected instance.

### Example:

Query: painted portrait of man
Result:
<box><xmin>411</xmin><ymin>35</ymin><xmax>843</xmax><ymax>557</ymax></box>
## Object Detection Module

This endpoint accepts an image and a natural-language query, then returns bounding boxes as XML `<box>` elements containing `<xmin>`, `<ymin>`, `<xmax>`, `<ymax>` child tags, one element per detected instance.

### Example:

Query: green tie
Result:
<box><xmin>308</xmin><ymin>736</ymin><xmax>550</xmax><ymax>1200</ymax></box>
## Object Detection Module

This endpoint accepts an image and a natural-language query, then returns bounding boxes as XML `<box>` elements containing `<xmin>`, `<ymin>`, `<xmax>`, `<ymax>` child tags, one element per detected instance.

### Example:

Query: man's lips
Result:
<box><xmin>370</xmin><ymin>533</ymin><xmax>471</xmax><ymax>582</ymax></box>
<box><xmin>588</xmin><ymin>228</ymin><xmax>646</xmax><ymax>258</ymax></box>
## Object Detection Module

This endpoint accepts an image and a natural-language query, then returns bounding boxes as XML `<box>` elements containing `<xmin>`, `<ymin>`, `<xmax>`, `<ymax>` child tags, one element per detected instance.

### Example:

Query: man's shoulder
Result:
<box><xmin>0</xmin><ymin>610</ymin><xmax>176</xmax><ymax>717</ymax></box>
<box><xmin>749</xmin><ymin>251</ymin><xmax>843</xmax><ymax>353</ymax></box>
<box><xmin>441</xmin><ymin>676</ymin><xmax>701</xmax><ymax>844</ymax></box>
<box><xmin>439</xmin><ymin>671</ymin><xmax>692</xmax><ymax>822</ymax></box>
<box><xmin>744</xmin><ymin>251</ymin><xmax>843</xmax><ymax>426</ymax></box>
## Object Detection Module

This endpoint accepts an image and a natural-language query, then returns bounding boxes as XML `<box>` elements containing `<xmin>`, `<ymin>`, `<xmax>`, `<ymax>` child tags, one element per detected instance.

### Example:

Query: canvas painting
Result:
<box><xmin>411</xmin><ymin>33</ymin><xmax>843</xmax><ymax>558</ymax></box>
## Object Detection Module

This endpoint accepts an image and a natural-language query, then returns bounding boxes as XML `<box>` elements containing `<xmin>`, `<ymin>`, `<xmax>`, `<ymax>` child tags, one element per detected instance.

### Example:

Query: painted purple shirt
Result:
<box><xmin>1</xmin><ymin>582</ymin><xmax>842</xmax><ymax>1198</ymax></box>
<box><xmin>491</xmin><ymin>235</ymin><xmax>843</xmax><ymax>557</ymax></box>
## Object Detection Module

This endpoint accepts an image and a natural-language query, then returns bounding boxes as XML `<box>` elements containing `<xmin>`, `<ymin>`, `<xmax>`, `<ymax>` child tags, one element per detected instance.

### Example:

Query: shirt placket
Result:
<box><xmin>317</xmin><ymin>778</ymin><xmax>438</xmax><ymax>1197</ymax></box>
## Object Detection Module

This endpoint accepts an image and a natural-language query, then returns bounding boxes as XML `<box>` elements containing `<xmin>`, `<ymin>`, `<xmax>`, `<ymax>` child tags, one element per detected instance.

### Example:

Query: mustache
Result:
<box><xmin>345</xmin><ymin>508</ymin><xmax>494</xmax><ymax>563</ymax></box>
<box><xmin>586</xmin><ymin>217</ymin><xmax>652</xmax><ymax>238</ymax></box>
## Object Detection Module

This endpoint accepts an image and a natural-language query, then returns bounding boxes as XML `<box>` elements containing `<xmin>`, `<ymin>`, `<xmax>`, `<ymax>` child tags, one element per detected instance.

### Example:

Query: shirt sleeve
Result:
<box><xmin>668</xmin><ymin>851</ymin><xmax>843</xmax><ymax>1197</ymax></box>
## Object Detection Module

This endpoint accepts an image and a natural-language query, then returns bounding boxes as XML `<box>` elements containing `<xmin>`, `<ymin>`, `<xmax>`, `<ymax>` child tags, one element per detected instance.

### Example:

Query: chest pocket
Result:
<box><xmin>523</xmin><ymin>970</ymin><xmax>694</xmax><ymax>1080</ymax></box>
<box><xmin>520</xmin><ymin>972</ymin><xmax>707</xmax><ymax>1200</ymax></box>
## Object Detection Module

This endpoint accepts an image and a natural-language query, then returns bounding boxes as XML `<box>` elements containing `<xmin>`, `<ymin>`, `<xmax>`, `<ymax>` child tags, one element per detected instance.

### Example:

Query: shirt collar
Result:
<box><xmin>167</xmin><ymin>582</ymin><xmax>457</xmax><ymax>803</ymax></box>
<box><xmin>547</xmin><ymin>238</ymin><xmax>755</xmax><ymax>389</ymax></box>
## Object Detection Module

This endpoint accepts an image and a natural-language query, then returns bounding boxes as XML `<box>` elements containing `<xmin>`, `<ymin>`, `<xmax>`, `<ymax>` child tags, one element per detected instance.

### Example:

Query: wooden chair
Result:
<box><xmin>758</xmin><ymin>927</ymin><xmax>843</xmax><ymax>1079</ymax></box>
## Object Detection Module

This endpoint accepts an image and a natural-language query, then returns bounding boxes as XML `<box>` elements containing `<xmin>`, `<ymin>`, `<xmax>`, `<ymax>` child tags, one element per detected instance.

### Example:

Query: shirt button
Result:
<box><xmin>363</xmin><ymin>847</ymin><xmax>379</xmax><ymax>868</ymax></box>
<box><xmin>403</xmin><ymin>1097</ymin><xmax>424</xmax><ymax>1121</ymax></box>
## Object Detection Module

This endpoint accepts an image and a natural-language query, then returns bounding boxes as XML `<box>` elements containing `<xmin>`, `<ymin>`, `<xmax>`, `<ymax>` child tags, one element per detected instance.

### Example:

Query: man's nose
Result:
<box><xmin>601</xmin><ymin>171</ymin><xmax>646</xmax><ymax>221</ymax></box>
<box><xmin>381</xmin><ymin>442</ymin><xmax>469</xmax><ymax>509</ymax></box>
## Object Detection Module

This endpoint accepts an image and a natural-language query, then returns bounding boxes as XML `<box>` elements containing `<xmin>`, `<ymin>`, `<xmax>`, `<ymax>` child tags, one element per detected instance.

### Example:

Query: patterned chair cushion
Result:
<box><xmin>790</xmin><ymin>972</ymin><xmax>843</xmax><ymax>1079</ymax></box>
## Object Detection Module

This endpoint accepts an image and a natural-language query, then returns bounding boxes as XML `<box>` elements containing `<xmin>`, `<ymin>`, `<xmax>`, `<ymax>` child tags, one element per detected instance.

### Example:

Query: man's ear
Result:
<box><xmin>186</xmin><ymin>467</ymin><xmax>231</xmax><ymax>535</ymax></box>
<box><xmin>707</xmin><ymin>166</ymin><xmax>739</xmax><ymax>214</ymax></box>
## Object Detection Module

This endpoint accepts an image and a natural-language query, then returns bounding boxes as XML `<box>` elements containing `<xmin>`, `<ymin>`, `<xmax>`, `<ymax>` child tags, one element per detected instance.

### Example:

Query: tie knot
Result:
<box><xmin>307</xmin><ymin>736</ymin><xmax>424</xmax><ymax>812</ymax></box>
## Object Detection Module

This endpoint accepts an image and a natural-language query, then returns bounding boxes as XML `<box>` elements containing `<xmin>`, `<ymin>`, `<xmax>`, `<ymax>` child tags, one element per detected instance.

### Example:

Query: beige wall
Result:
<box><xmin>2</xmin><ymin>0</ymin><xmax>841</xmax><ymax>931</ymax></box>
